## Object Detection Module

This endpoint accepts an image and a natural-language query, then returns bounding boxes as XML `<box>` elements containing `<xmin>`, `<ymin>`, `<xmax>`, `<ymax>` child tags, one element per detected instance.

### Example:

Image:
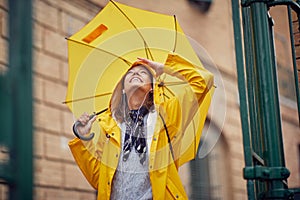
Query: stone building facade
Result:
<box><xmin>0</xmin><ymin>0</ymin><xmax>299</xmax><ymax>199</ymax></box>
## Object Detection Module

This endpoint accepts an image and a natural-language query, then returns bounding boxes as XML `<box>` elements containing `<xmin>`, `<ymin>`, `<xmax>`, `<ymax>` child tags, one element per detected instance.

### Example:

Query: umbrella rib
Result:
<box><xmin>192</xmin><ymin>119</ymin><xmax>197</xmax><ymax>158</ymax></box>
<box><xmin>160</xmin><ymin>81</ymin><xmax>217</xmax><ymax>88</ymax></box>
<box><xmin>66</xmin><ymin>38</ymin><xmax>132</xmax><ymax>66</ymax></box>
<box><xmin>95</xmin><ymin>108</ymin><xmax>109</xmax><ymax>116</ymax></box>
<box><xmin>164</xmin><ymin>85</ymin><xmax>175</xmax><ymax>97</ymax></box>
<box><xmin>162</xmin><ymin>81</ymin><xmax>188</xmax><ymax>86</ymax></box>
<box><xmin>173</xmin><ymin>15</ymin><xmax>178</xmax><ymax>53</ymax></box>
<box><xmin>110</xmin><ymin>0</ymin><xmax>154</xmax><ymax>60</ymax></box>
<box><xmin>63</xmin><ymin>92</ymin><xmax>112</xmax><ymax>104</ymax></box>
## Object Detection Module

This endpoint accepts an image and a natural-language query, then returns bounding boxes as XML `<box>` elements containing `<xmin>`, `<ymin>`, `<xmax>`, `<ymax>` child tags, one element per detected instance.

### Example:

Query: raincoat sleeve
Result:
<box><xmin>163</xmin><ymin>53</ymin><xmax>214</xmax><ymax>137</ymax></box>
<box><xmin>68</xmin><ymin>138</ymin><xmax>101</xmax><ymax>190</ymax></box>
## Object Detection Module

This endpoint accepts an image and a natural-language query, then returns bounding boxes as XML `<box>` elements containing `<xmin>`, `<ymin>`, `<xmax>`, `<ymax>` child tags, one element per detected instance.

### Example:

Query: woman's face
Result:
<box><xmin>123</xmin><ymin>65</ymin><xmax>152</xmax><ymax>95</ymax></box>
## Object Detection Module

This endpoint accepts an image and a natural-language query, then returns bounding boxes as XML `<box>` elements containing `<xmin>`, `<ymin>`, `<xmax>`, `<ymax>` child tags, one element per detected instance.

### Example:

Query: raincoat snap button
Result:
<box><xmin>111</xmin><ymin>133</ymin><xmax>115</xmax><ymax>136</ymax></box>
<box><xmin>153</xmin><ymin>138</ymin><xmax>157</xmax><ymax>141</ymax></box>
<box><xmin>115</xmin><ymin>154</ymin><xmax>118</xmax><ymax>158</ymax></box>
<box><xmin>108</xmin><ymin>181</ymin><xmax>110</xmax><ymax>185</ymax></box>
<box><xmin>176</xmin><ymin>195</ymin><xmax>179</xmax><ymax>198</ymax></box>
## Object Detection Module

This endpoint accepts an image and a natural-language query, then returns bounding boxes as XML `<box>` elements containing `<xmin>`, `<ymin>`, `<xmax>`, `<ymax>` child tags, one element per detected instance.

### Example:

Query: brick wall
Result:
<box><xmin>292</xmin><ymin>11</ymin><xmax>300</xmax><ymax>87</ymax></box>
<box><xmin>32</xmin><ymin>0</ymin><xmax>101</xmax><ymax>199</ymax></box>
<box><xmin>0</xmin><ymin>0</ymin><xmax>7</xmax><ymax>73</ymax></box>
<box><xmin>29</xmin><ymin>0</ymin><xmax>97</xmax><ymax>199</ymax></box>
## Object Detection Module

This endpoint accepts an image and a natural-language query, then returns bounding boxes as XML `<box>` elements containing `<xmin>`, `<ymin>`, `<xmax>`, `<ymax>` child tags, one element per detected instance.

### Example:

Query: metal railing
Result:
<box><xmin>232</xmin><ymin>0</ymin><xmax>300</xmax><ymax>199</ymax></box>
<box><xmin>0</xmin><ymin>0</ymin><xmax>33</xmax><ymax>199</ymax></box>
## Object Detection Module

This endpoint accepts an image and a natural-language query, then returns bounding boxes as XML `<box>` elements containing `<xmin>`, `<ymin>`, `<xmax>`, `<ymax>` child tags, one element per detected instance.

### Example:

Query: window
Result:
<box><xmin>186</xmin><ymin>121</ymin><xmax>232</xmax><ymax>200</ymax></box>
<box><xmin>187</xmin><ymin>0</ymin><xmax>213</xmax><ymax>12</ymax></box>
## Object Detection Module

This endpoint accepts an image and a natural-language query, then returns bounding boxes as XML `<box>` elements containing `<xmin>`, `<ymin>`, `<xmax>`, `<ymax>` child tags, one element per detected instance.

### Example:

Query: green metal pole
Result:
<box><xmin>267</xmin><ymin>12</ymin><xmax>286</xmax><ymax>169</ymax></box>
<box><xmin>241</xmin><ymin>6</ymin><xmax>267</xmax><ymax>197</ymax></box>
<box><xmin>233</xmin><ymin>0</ymin><xmax>299</xmax><ymax>199</ymax></box>
<box><xmin>231</xmin><ymin>0</ymin><xmax>256</xmax><ymax>199</ymax></box>
<box><xmin>249</xmin><ymin>2</ymin><xmax>287</xmax><ymax>197</ymax></box>
<box><xmin>8</xmin><ymin>0</ymin><xmax>33</xmax><ymax>199</ymax></box>
<box><xmin>242</xmin><ymin>6</ymin><xmax>262</xmax><ymax>158</ymax></box>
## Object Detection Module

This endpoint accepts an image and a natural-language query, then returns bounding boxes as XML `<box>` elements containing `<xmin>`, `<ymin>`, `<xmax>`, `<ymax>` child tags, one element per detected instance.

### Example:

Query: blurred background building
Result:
<box><xmin>0</xmin><ymin>0</ymin><xmax>299</xmax><ymax>199</ymax></box>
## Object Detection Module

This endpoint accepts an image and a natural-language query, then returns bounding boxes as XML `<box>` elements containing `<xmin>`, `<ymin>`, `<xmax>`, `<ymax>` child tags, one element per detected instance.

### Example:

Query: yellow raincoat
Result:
<box><xmin>69</xmin><ymin>53</ymin><xmax>214</xmax><ymax>199</ymax></box>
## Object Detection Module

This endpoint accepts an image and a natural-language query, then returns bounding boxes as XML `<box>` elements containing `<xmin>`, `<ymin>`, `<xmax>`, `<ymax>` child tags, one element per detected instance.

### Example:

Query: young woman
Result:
<box><xmin>69</xmin><ymin>53</ymin><xmax>214</xmax><ymax>199</ymax></box>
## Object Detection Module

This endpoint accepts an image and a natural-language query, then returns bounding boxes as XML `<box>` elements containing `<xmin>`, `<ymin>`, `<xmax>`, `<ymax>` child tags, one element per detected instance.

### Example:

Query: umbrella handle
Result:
<box><xmin>72</xmin><ymin>114</ymin><xmax>95</xmax><ymax>141</ymax></box>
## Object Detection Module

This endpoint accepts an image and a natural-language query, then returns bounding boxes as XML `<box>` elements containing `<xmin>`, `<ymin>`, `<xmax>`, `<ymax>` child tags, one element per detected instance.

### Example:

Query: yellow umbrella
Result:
<box><xmin>64</xmin><ymin>0</ymin><xmax>213</xmax><ymax>167</ymax></box>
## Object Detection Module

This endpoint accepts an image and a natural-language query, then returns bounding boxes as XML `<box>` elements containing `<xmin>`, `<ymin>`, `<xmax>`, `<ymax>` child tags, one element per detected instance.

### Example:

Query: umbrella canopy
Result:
<box><xmin>64</xmin><ymin>0</ymin><xmax>213</xmax><ymax>167</ymax></box>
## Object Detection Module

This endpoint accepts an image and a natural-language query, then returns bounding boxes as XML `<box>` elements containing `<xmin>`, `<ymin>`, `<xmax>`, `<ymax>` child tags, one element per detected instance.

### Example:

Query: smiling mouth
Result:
<box><xmin>129</xmin><ymin>77</ymin><xmax>143</xmax><ymax>83</ymax></box>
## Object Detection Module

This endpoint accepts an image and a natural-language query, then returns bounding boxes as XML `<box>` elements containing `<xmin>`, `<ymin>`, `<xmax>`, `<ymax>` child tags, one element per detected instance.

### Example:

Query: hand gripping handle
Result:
<box><xmin>72</xmin><ymin>114</ymin><xmax>95</xmax><ymax>141</ymax></box>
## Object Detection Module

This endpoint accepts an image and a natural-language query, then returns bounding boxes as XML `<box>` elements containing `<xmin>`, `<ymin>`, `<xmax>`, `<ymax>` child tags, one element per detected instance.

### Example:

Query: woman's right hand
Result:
<box><xmin>76</xmin><ymin>112</ymin><xmax>97</xmax><ymax>136</ymax></box>
<box><xmin>137</xmin><ymin>57</ymin><xmax>164</xmax><ymax>76</ymax></box>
